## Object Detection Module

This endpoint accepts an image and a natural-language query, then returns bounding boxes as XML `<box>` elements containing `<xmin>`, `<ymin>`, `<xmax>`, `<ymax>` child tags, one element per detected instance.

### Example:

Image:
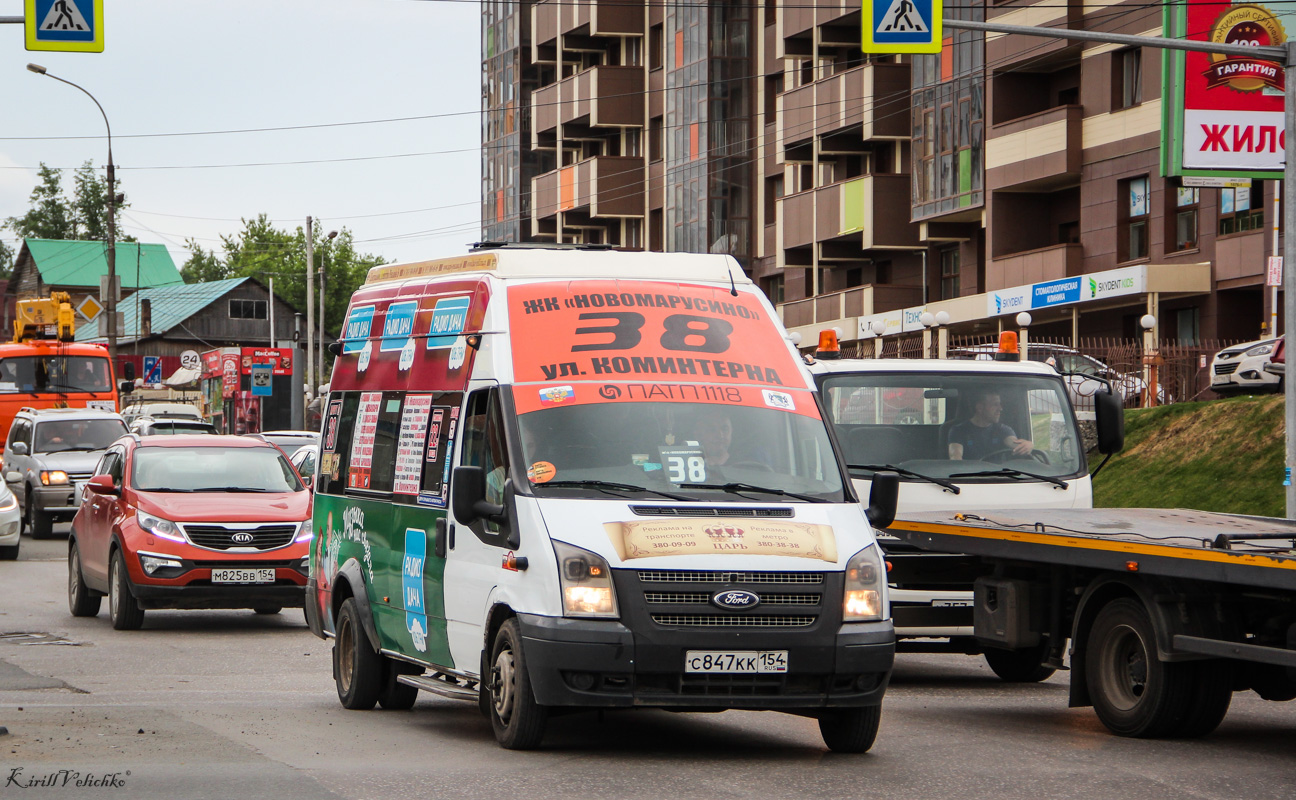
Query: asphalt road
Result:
<box><xmin>2</xmin><ymin>529</ymin><xmax>1295</xmax><ymax>800</ymax></box>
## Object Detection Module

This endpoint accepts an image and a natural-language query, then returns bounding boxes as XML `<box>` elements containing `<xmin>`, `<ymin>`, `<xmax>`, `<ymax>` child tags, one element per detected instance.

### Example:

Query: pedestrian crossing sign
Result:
<box><xmin>25</xmin><ymin>0</ymin><xmax>104</xmax><ymax>53</ymax></box>
<box><xmin>863</xmin><ymin>0</ymin><xmax>941</xmax><ymax>54</ymax></box>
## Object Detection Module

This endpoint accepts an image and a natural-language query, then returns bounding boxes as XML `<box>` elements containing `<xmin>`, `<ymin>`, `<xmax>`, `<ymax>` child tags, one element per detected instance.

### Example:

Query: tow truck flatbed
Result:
<box><xmin>889</xmin><ymin>508</ymin><xmax>1296</xmax><ymax>592</ymax></box>
<box><xmin>884</xmin><ymin>508</ymin><xmax>1296</xmax><ymax>739</ymax></box>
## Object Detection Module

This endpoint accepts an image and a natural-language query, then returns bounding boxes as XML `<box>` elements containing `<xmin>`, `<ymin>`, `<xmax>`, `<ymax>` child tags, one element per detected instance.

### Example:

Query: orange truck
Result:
<box><xmin>0</xmin><ymin>293</ymin><xmax>120</xmax><ymax>450</ymax></box>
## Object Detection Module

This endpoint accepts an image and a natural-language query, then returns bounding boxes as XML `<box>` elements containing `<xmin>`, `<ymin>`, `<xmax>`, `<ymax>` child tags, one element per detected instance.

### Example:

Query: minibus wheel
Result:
<box><xmin>334</xmin><ymin>597</ymin><xmax>381</xmax><ymax>710</ymax></box>
<box><xmin>488</xmin><ymin>619</ymin><xmax>548</xmax><ymax>749</ymax></box>
<box><xmin>817</xmin><ymin>705</ymin><xmax>882</xmax><ymax>753</ymax></box>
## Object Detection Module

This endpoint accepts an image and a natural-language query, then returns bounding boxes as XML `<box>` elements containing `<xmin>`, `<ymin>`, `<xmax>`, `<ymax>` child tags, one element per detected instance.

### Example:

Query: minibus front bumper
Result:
<box><xmin>516</xmin><ymin>613</ymin><xmax>894</xmax><ymax>709</ymax></box>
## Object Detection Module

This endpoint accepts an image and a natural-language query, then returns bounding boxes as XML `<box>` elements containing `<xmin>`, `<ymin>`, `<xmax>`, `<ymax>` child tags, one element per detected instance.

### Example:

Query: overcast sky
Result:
<box><xmin>0</xmin><ymin>0</ymin><xmax>483</xmax><ymax>269</ymax></box>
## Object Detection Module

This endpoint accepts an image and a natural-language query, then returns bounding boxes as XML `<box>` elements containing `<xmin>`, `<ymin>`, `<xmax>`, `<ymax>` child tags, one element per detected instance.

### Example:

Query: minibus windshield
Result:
<box><xmin>819</xmin><ymin>372</ymin><xmax>1085</xmax><ymax>481</ymax></box>
<box><xmin>515</xmin><ymin>399</ymin><xmax>848</xmax><ymax>503</ymax></box>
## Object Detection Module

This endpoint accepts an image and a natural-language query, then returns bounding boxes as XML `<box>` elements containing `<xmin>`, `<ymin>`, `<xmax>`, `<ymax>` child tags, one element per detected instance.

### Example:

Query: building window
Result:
<box><xmin>229</xmin><ymin>299</ymin><xmax>268</xmax><ymax>320</ymax></box>
<box><xmin>1219</xmin><ymin>186</ymin><xmax>1264</xmax><ymax>235</ymax></box>
<box><xmin>1119</xmin><ymin>176</ymin><xmax>1150</xmax><ymax>262</ymax></box>
<box><xmin>1175</xmin><ymin>307</ymin><xmax>1200</xmax><ymax>346</ymax></box>
<box><xmin>1169</xmin><ymin>185</ymin><xmax>1199</xmax><ymax>251</ymax></box>
<box><xmin>940</xmin><ymin>247</ymin><xmax>960</xmax><ymax>299</ymax></box>
<box><xmin>624</xmin><ymin>37</ymin><xmax>641</xmax><ymax>67</ymax></box>
<box><xmin>1114</xmin><ymin>48</ymin><xmax>1142</xmax><ymax>110</ymax></box>
<box><xmin>764</xmin><ymin>174</ymin><xmax>783</xmax><ymax>226</ymax></box>
<box><xmin>624</xmin><ymin>218</ymin><xmax>643</xmax><ymax>249</ymax></box>
<box><xmin>763</xmin><ymin>274</ymin><xmax>784</xmax><ymax>305</ymax></box>
<box><xmin>649</xmin><ymin>25</ymin><xmax>663</xmax><ymax>70</ymax></box>
<box><xmin>649</xmin><ymin>117</ymin><xmax>663</xmax><ymax>162</ymax></box>
<box><xmin>623</xmin><ymin>127</ymin><xmax>641</xmax><ymax>157</ymax></box>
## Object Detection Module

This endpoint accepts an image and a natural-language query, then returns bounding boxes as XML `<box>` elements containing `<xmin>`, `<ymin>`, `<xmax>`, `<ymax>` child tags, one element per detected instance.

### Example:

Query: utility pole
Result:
<box><xmin>305</xmin><ymin>216</ymin><xmax>315</xmax><ymax>400</ymax></box>
<box><xmin>944</xmin><ymin>19</ymin><xmax>1296</xmax><ymax>517</ymax></box>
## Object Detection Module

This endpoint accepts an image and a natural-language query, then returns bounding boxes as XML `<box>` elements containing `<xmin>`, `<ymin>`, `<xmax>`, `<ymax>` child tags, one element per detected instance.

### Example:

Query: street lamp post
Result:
<box><xmin>319</xmin><ymin>230</ymin><xmax>338</xmax><ymax>389</ymax></box>
<box><xmin>27</xmin><ymin>63</ymin><xmax>117</xmax><ymax>362</ymax></box>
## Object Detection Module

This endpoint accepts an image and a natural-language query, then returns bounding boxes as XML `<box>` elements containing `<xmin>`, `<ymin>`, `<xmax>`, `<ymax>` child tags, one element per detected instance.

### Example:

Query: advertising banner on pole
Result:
<box><xmin>1163</xmin><ymin>1</ymin><xmax>1291</xmax><ymax>178</ymax></box>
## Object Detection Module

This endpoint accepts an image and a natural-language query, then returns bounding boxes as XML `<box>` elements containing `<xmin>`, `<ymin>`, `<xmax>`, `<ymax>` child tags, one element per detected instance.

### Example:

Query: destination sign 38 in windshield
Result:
<box><xmin>509</xmin><ymin>280</ymin><xmax>805</xmax><ymax>390</ymax></box>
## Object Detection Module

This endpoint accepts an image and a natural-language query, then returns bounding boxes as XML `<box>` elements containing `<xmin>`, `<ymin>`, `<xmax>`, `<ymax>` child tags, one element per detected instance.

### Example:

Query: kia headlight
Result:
<box><xmin>554</xmin><ymin>540</ymin><xmax>618</xmax><ymax>618</ymax></box>
<box><xmin>843</xmin><ymin>546</ymin><xmax>886</xmax><ymax>622</ymax></box>
<box><xmin>136</xmin><ymin>510</ymin><xmax>185</xmax><ymax>543</ymax></box>
<box><xmin>1247</xmin><ymin>344</ymin><xmax>1275</xmax><ymax>357</ymax></box>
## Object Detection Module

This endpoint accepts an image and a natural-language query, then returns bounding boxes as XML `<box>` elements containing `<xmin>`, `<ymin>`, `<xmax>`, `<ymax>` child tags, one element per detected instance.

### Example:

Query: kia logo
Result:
<box><xmin>712</xmin><ymin>589</ymin><xmax>760</xmax><ymax>610</ymax></box>
<box><xmin>231</xmin><ymin>532</ymin><xmax>255</xmax><ymax>545</ymax></box>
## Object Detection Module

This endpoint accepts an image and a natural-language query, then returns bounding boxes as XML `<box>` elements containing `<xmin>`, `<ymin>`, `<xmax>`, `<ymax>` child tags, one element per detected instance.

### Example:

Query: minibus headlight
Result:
<box><xmin>553</xmin><ymin>540</ymin><xmax>618</xmax><ymax>618</ymax></box>
<box><xmin>843</xmin><ymin>546</ymin><xmax>886</xmax><ymax>622</ymax></box>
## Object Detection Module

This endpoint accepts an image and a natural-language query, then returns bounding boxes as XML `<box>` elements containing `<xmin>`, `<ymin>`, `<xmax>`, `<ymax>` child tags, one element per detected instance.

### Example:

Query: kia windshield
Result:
<box><xmin>132</xmin><ymin>447</ymin><xmax>303</xmax><ymax>493</ymax></box>
<box><xmin>508</xmin><ymin>398</ymin><xmax>848</xmax><ymax>502</ymax></box>
<box><xmin>818</xmin><ymin>372</ymin><xmax>1085</xmax><ymax>481</ymax></box>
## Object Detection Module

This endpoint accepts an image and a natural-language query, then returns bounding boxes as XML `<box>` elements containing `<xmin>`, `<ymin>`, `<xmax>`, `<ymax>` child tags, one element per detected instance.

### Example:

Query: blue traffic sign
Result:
<box><xmin>143</xmin><ymin>356</ymin><xmax>161</xmax><ymax>384</ymax></box>
<box><xmin>25</xmin><ymin>0</ymin><xmax>104</xmax><ymax>53</ymax></box>
<box><xmin>250</xmin><ymin>365</ymin><xmax>273</xmax><ymax>397</ymax></box>
<box><xmin>862</xmin><ymin>0</ymin><xmax>941</xmax><ymax>54</ymax></box>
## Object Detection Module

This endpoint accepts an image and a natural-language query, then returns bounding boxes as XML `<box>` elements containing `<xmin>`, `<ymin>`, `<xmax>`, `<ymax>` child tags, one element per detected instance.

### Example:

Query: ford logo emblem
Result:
<box><xmin>712</xmin><ymin>589</ymin><xmax>760</xmax><ymax>610</ymax></box>
<box><xmin>231</xmin><ymin>532</ymin><xmax>255</xmax><ymax>545</ymax></box>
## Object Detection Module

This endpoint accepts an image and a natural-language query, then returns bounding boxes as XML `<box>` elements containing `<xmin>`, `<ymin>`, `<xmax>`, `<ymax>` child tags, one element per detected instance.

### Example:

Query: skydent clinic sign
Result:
<box><xmin>986</xmin><ymin>266</ymin><xmax>1145</xmax><ymax>317</ymax></box>
<box><xmin>1163</xmin><ymin>1</ymin><xmax>1290</xmax><ymax>178</ymax></box>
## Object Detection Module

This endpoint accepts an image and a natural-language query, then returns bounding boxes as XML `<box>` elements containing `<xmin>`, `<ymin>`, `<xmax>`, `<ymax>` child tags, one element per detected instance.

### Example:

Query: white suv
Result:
<box><xmin>1210</xmin><ymin>338</ymin><xmax>1282</xmax><ymax>395</ymax></box>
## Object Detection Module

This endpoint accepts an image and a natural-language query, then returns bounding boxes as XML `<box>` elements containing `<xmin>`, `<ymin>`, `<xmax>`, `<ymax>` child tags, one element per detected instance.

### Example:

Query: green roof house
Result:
<box><xmin>5</xmin><ymin>238</ymin><xmax>185</xmax><ymax>330</ymax></box>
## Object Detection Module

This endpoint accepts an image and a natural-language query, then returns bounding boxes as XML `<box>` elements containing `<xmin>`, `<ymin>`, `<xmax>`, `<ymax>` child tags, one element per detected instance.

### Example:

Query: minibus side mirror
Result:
<box><xmin>451</xmin><ymin>466</ymin><xmax>508</xmax><ymax>526</ymax></box>
<box><xmin>1095</xmin><ymin>389</ymin><xmax>1125</xmax><ymax>455</ymax></box>
<box><xmin>8</xmin><ymin>442</ymin><xmax>28</xmax><ymax>457</ymax></box>
<box><xmin>865</xmin><ymin>471</ymin><xmax>899</xmax><ymax>530</ymax></box>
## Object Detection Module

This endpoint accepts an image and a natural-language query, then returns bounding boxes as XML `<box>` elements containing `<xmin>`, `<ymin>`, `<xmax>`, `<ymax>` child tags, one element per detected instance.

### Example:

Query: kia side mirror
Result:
<box><xmin>86</xmin><ymin>475</ymin><xmax>119</xmax><ymax>495</ymax></box>
<box><xmin>866</xmin><ymin>471</ymin><xmax>899</xmax><ymax>530</ymax></box>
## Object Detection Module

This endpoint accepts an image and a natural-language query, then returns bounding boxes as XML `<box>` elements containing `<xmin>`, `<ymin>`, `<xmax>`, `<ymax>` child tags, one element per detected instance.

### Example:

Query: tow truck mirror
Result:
<box><xmin>118</xmin><ymin>380</ymin><xmax>134</xmax><ymax>395</ymax></box>
<box><xmin>1095</xmin><ymin>389</ymin><xmax>1125</xmax><ymax>454</ymax></box>
<box><xmin>123</xmin><ymin>362</ymin><xmax>136</xmax><ymax>382</ymax></box>
<box><xmin>451</xmin><ymin>466</ymin><xmax>508</xmax><ymax>526</ymax></box>
<box><xmin>865</xmin><ymin>471</ymin><xmax>899</xmax><ymax>530</ymax></box>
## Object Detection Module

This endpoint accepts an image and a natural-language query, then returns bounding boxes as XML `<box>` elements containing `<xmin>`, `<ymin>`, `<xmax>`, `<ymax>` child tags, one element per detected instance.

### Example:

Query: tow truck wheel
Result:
<box><xmin>984</xmin><ymin>644</ymin><xmax>1056</xmax><ymax>683</ymax></box>
<box><xmin>334</xmin><ymin>597</ymin><xmax>381</xmax><ymax>710</ymax></box>
<box><xmin>488</xmin><ymin>618</ymin><xmax>548</xmax><ymax>750</ymax></box>
<box><xmin>817</xmin><ymin>704</ymin><xmax>882</xmax><ymax>753</ymax></box>
<box><xmin>1086</xmin><ymin>597</ymin><xmax>1229</xmax><ymax>738</ymax></box>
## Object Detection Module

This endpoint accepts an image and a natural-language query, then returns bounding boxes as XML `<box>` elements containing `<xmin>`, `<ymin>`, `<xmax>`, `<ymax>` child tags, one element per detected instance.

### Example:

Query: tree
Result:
<box><xmin>0</xmin><ymin>238</ymin><xmax>13</xmax><ymax>275</ymax></box>
<box><xmin>181</xmin><ymin>215</ymin><xmax>386</xmax><ymax>342</ymax></box>
<box><xmin>2</xmin><ymin>161</ymin><xmax>132</xmax><ymax>244</ymax></box>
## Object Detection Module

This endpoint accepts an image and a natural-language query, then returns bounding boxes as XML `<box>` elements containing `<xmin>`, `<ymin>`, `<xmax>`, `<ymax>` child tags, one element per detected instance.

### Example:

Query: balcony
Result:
<box><xmin>533</xmin><ymin>0</ymin><xmax>642</xmax><ymax>47</ymax></box>
<box><xmin>532</xmin><ymin>156</ymin><xmax>645</xmax><ymax>221</ymax></box>
<box><xmin>986</xmin><ymin>1</ymin><xmax>1082</xmax><ymax>68</ymax></box>
<box><xmin>777</xmin><ymin>284</ymin><xmax>924</xmax><ymax>331</ymax></box>
<box><xmin>781</xmin><ymin>0</ymin><xmax>856</xmax><ymax>44</ymax></box>
<box><xmin>778</xmin><ymin>175</ymin><xmax>920</xmax><ymax>253</ymax></box>
<box><xmin>986</xmin><ymin>105</ymin><xmax>1081</xmax><ymax>192</ymax></box>
<box><xmin>988</xmin><ymin>243</ymin><xmax>1083</xmax><ymax>290</ymax></box>
<box><xmin>532</xmin><ymin>66</ymin><xmax>645</xmax><ymax>134</ymax></box>
<box><xmin>779</xmin><ymin>64</ymin><xmax>911</xmax><ymax>148</ymax></box>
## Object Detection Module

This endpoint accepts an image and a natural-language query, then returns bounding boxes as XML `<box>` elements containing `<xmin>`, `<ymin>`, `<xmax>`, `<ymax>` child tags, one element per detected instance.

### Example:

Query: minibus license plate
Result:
<box><xmin>685</xmin><ymin>651</ymin><xmax>787</xmax><ymax>673</ymax></box>
<box><xmin>211</xmin><ymin>568</ymin><xmax>275</xmax><ymax>584</ymax></box>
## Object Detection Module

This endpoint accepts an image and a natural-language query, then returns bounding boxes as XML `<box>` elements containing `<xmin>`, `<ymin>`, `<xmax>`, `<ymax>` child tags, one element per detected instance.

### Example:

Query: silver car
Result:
<box><xmin>2</xmin><ymin>408</ymin><xmax>127</xmax><ymax>538</ymax></box>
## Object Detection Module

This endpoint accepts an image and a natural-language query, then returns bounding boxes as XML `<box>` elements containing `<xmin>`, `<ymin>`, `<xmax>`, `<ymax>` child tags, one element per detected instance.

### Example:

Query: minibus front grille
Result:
<box><xmin>650</xmin><ymin>614</ymin><xmax>816</xmax><ymax>628</ymax></box>
<box><xmin>629</xmin><ymin>506</ymin><xmax>794</xmax><ymax>518</ymax></box>
<box><xmin>644</xmin><ymin>591</ymin><xmax>822</xmax><ymax>606</ymax></box>
<box><xmin>637</xmin><ymin>570</ymin><xmax>824</xmax><ymax>584</ymax></box>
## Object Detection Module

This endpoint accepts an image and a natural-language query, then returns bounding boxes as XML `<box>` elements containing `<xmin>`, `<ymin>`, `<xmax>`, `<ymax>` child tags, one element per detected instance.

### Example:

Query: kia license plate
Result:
<box><xmin>685</xmin><ymin>650</ymin><xmax>788</xmax><ymax>673</ymax></box>
<box><xmin>211</xmin><ymin>568</ymin><xmax>275</xmax><ymax>584</ymax></box>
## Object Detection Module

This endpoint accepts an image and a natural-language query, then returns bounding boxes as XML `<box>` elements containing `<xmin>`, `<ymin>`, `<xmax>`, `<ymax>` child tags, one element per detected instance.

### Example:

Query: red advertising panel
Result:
<box><xmin>220</xmin><ymin>352</ymin><xmax>240</xmax><ymax>399</ymax></box>
<box><xmin>1169</xmin><ymin>1</ymin><xmax>1287</xmax><ymax>175</ymax></box>
<box><xmin>508</xmin><ymin>281</ymin><xmax>816</xmax><ymax>416</ymax></box>
<box><xmin>241</xmin><ymin>347</ymin><xmax>293</xmax><ymax>375</ymax></box>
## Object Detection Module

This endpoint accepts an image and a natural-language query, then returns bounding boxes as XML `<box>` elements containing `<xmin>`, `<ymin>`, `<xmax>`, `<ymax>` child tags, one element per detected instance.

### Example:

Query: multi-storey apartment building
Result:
<box><xmin>482</xmin><ymin>0</ymin><xmax>1279</xmax><ymax>348</ymax></box>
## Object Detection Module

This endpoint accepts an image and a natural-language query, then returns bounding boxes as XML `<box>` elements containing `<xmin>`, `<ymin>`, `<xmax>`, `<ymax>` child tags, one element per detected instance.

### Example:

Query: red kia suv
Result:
<box><xmin>67</xmin><ymin>434</ymin><xmax>312</xmax><ymax>629</ymax></box>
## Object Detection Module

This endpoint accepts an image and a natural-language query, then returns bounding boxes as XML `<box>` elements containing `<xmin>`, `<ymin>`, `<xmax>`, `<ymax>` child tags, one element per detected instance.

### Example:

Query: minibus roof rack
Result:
<box><xmin>470</xmin><ymin>241</ymin><xmax>615</xmax><ymax>252</ymax></box>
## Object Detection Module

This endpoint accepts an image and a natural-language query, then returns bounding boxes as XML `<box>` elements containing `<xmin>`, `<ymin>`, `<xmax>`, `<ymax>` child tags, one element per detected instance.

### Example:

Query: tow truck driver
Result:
<box><xmin>947</xmin><ymin>390</ymin><xmax>1033</xmax><ymax>461</ymax></box>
